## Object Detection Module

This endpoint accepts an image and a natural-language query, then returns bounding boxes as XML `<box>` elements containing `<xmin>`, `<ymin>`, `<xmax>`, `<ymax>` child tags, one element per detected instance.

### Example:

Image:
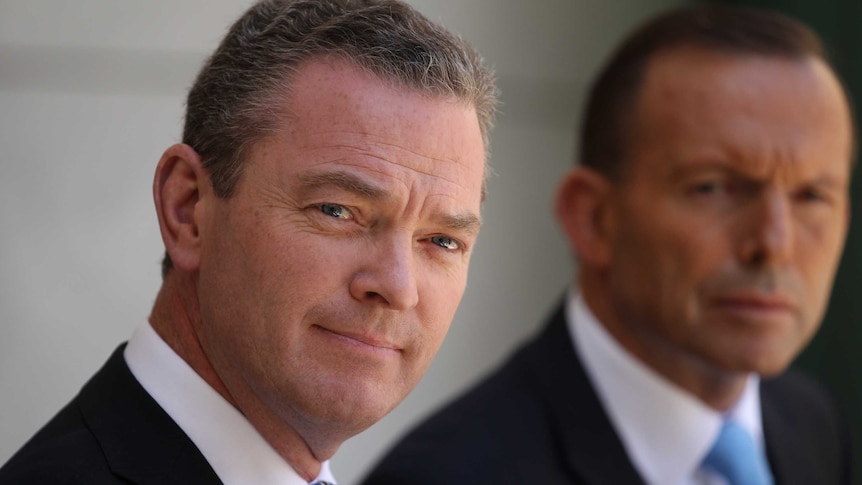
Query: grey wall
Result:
<box><xmin>0</xmin><ymin>1</ymin><xmax>685</xmax><ymax>483</ymax></box>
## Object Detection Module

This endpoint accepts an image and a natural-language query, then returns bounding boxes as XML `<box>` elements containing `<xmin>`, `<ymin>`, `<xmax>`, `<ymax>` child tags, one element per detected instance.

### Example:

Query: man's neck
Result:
<box><xmin>147</xmin><ymin>273</ymin><xmax>329</xmax><ymax>480</ymax></box>
<box><xmin>580</xmin><ymin>276</ymin><xmax>748</xmax><ymax>411</ymax></box>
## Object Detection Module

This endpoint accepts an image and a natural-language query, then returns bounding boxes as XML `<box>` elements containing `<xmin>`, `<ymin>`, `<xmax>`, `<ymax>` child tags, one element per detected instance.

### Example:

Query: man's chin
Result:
<box><xmin>301</xmin><ymin>383</ymin><xmax>401</xmax><ymax>430</ymax></box>
<box><xmin>720</xmin><ymin>348</ymin><xmax>796</xmax><ymax>378</ymax></box>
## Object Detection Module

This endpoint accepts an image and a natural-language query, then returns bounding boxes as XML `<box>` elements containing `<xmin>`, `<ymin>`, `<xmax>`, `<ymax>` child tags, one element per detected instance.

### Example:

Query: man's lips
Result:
<box><xmin>712</xmin><ymin>291</ymin><xmax>795</xmax><ymax>310</ymax></box>
<box><xmin>710</xmin><ymin>291</ymin><xmax>797</xmax><ymax>322</ymax></box>
<box><xmin>314</xmin><ymin>325</ymin><xmax>402</xmax><ymax>354</ymax></box>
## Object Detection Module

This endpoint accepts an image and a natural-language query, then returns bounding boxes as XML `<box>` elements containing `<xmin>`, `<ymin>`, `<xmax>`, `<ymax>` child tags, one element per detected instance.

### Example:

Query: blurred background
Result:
<box><xmin>1</xmin><ymin>1</ymin><xmax>859</xmax><ymax>483</ymax></box>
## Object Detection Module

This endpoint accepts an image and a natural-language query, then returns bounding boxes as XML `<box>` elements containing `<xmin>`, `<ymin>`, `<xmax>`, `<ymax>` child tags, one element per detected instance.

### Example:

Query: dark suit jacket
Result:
<box><xmin>362</xmin><ymin>303</ymin><xmax>854</xmax><ymax>485</ymax></box>
<box><xmin>0</xmin><ymin>345</ymin><xmax>222</xmax><ymax>484</ymax></box>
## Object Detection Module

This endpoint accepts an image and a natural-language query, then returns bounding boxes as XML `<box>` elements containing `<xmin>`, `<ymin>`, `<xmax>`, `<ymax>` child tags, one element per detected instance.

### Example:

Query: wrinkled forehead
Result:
<box><xmin>254</xmin><ymin>59</ymin><xmax>487</xmax><ymax>204</ymax></box>
<box><xmin>624</xmin><ymin>49</ymin><xmax>853</xmax><ymax>178</ymax></box>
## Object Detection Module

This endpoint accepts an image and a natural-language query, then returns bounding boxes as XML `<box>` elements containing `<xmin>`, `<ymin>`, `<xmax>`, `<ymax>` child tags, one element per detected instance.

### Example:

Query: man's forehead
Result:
<box><xmin>272</xmin><ymin>62</ymin><xmax>484</xmax><ymax>187</ymax></box>
<box><xmin>614</xmin><ymin>50</ymin><xmax>852</xmax><ymax>187</ymax></box>
<box><xmin>639</xmin><ymin>47</ymin><xmax>836</xmax><ymax>102</ymax></box>
<box><xmin>636</xmin><ymin>53</ymin><xmax>848</xmax><ymax>134</ymax></box>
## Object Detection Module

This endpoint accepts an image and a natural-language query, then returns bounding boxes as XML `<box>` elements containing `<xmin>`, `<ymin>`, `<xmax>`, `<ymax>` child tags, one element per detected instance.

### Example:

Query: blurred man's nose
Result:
<box><xmin>737</xmin><ymin>189</ymin><xmax>794</xmax><ymax>268</ymax></box>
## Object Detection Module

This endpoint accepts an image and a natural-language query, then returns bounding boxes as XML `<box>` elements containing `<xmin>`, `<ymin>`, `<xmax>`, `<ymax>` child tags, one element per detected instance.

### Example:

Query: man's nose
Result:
<box><xmin>349</xmin><ymin>236</ymin><xmax>419</xmax><ymax>311</ymax></box>
<box><xmin>737</xmin><ymin>189</ymin><xmax>794</xmax><ymax>267</ymax></box>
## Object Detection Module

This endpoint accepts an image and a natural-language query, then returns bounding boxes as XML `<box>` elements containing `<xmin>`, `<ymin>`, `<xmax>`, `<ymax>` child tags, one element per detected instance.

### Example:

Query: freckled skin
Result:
<box><xmin>568</xmin><ymin>47</ymin><xmax>852</xmax><ymax>408</ymax></box>
<box><xmin>191</xmin><ymin>60</ymin><xmax>485</xmax><ymax>464</ymax></box>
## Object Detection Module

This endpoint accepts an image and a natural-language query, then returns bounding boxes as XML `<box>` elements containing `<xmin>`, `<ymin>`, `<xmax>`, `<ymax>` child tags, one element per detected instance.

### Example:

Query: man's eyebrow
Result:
<box><xmin>808</xmin><ymin>175</ymin><xmax>848</xmax><ymax>190</ymax></box>
<box><xmin>439</xmin><ymin>213</ymin><xmax>482</xmax><ymax>235</ymax></box>
<box><xmin>298</xmin><ymin>170</ymin><xmax>481</xmax><ymax>233</ymax></box>
<box><xmin>297</xmin><ymin>171</ymin><xmax>388</xmax><ymax>200</ymax></box>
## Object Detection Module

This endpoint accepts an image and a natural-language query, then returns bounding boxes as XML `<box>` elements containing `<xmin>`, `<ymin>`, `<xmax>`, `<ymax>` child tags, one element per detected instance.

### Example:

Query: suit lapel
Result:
<box><xmin>762</xmin><ymin>402</ymin><xmax>811</xmax><ymax>485</ymax></box>
<box><xmin>522</xmin><ymin>303</ymin><xmax>646</xmax><ymax>485</ymax></box>
<box><xmin>760</xmin><ymin>377</ymin><xmax>834</xmax><ymax>485</ymax></box>
<box><xmin>77</xmin><ymin>345</ymin><xmax>222</xmax><ymax>484</ymax></box>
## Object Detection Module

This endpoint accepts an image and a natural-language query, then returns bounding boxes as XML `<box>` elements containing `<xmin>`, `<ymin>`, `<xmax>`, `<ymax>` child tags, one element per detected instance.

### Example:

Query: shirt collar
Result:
<box><xmin>124</xmin><ymin>321</ymin><xmax>337</xmax><ymax>485</ymax></box>
<box><xmin>566</xmin><ymin>290</ymin><xmax>763</xmax><ymax>485</ymax></box>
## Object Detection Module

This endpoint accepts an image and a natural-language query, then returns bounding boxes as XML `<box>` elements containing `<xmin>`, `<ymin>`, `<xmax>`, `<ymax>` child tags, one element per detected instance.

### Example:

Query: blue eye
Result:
<box><xmin>320</xmin><ymin>203</ymin><xmax>352</xmax><ymax>219</ymax></box>
<box><xmin>430</xmin><ymin>235</ymin><xmax>459</xmax><ymax>250</ymax></box>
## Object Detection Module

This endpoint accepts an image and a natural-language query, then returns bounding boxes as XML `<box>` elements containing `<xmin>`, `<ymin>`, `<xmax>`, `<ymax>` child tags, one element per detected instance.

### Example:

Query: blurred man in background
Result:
<box><xmin>364</xmin><ymin>5</ymin><xmax>854</xmax><ymax>484</ymax></box>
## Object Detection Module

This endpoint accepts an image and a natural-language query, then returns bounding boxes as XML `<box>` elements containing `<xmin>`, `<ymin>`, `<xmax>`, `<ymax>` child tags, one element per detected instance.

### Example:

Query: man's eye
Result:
<box><xmin>690</xmin><ymin>181</ymin><xmax>722</xmax><ymax>195</ymax></box>
<box><xmin>320</xmin><ymin>203</ymin><xmax>352</xmax><ymax>219</ymax></box>
<box><xmin>430</xmin><ymin>235</ymin><xmax>460</xmax><ymax>250</ymax></box>
<box><xmin>797</xmin><ymin>187</ymin><xmax>827</xmax><ymax>203</ymax></box>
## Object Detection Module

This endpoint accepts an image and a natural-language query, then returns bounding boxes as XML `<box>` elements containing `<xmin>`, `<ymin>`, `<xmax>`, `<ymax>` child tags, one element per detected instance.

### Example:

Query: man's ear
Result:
<box><xmin>153</xmin><ymin>143</ymin><xmax>208</xmax><ymax>273</ymax></box>
<box><xmin>553</xmin><ymin>166</ymin><xmax>616</xmax><ymax>268</ymax></box>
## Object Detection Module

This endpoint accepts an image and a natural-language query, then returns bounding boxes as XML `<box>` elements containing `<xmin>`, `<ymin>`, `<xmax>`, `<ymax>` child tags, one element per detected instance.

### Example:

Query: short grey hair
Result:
<box><xmin>185</xmin><ymin>0</ymin><xmax>497</xmax><ymax>198</ymax></box>
<box><xmin>164</xmin><ymin>0</ymin><xmax>498</xmax><ymax>277</ymax></box>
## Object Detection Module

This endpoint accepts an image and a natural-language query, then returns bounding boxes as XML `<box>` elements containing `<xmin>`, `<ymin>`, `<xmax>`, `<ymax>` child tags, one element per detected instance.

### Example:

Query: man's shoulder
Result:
<box><xmin>362</xmin><ymin>313</ymin><xmax>582</xmax><ymax>484</ymax></box>
<box><xmin>761</xmin><ymin>368</ymin><xmax>854</xmax><ymax>483</ymax></box>
<box><xmin>0</xmin><ymin>344</ymin><xmax>221</xmax><ymax>485</ymax></box>
<box><xmin>362</xmin><ymin>362</ymin><xmax>556</xmax><ymax>483</ymax></box>
<box><xmin>0</xmin><ymin>375</ymin><xmax>127</xmax><ymax>484</ymax></box>
<box><xmin>761</xmin><ymin>368</ymin><xmax>845</xmax><ymax>432</ymax></box>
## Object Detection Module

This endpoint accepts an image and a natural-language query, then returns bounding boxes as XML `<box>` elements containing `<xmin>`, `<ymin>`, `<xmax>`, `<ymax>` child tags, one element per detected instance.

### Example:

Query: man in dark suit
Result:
<box><xmin>363</xmin><ymin>6</ymin><xmax>855</xmax><ymax>485</ymax></box>
<box><xmin>0</xmin><ymin>1</ymin><xmax>497</xmax><ymax>484</ymax></box>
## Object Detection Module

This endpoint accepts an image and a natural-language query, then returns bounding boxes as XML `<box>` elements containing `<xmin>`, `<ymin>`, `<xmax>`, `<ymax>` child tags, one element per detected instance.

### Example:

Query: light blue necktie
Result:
<box><xmin>703</xmin><ymin>420</ymin><xmax>774</xmax><ymax>485</ymax></box>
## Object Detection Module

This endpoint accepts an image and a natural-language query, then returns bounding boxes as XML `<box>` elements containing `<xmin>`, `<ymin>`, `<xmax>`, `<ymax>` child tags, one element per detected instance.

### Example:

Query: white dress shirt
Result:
<box><xmin>566</xmin><ymin>291</ymin><xmax>765</xmax><ymax>485</ymax></box>
<box><xmin>124</xmin><ymin>321</ymin><xmax>337</xmax><ymax>485</ymax></box>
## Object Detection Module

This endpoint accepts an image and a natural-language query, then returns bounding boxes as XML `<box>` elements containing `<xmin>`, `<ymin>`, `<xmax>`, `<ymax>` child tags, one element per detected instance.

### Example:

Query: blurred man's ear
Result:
<box><xmin>553</xmin><ymin>166</ymin><xmax>616</xmax><ymax>268</ymax></box>
<box><xmin>153</xmin><ymin>143</ymin><xmax>207</xmax><ymax>274</ymax></box>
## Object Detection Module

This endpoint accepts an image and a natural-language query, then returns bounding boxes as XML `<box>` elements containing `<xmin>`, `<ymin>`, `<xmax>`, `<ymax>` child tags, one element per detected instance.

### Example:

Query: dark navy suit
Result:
<box><xmin>362</xmin><ymin>303</ymin><xmax>854</xmax><ymax>485</ymax></box>
<box><xmin>0</xmin><ymin>345</ymin><xmax>222</xmax><ymax>484</ymax></box>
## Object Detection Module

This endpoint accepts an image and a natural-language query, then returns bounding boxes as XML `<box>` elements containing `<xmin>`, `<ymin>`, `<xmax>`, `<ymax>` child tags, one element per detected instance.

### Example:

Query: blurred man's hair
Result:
<box><xmin>579</xmin><ymin>5</ymin><xmax>847</xmax><ymax>180</ymax></box>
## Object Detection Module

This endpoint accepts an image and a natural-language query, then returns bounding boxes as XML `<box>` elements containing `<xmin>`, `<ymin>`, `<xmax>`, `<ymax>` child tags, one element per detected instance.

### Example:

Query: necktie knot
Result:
<box><xmin>703</xmin><ymin>420</ymin><xmax>773</xmax><ymax>485</ymax></box>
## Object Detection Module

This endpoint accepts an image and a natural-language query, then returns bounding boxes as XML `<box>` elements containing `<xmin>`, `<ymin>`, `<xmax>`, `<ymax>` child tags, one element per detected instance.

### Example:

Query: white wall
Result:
<box><xmin>0</xmin><ymin>1</ymin><xmax>685</xmax><ymax>483</ymax></box>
